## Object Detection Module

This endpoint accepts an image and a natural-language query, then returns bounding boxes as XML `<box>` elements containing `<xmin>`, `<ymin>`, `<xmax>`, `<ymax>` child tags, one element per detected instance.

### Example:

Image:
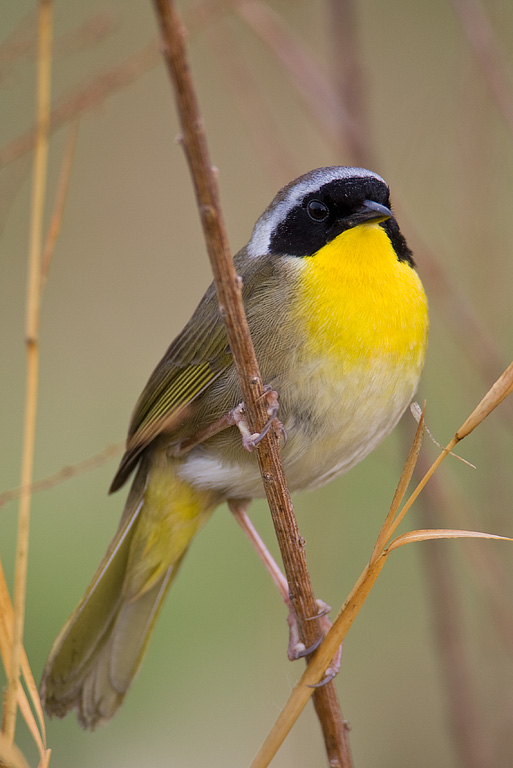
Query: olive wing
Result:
<box><xmin>109</xmin><ymin>282</ymin><xmax>231</xmax><ymax>492</ymax></box>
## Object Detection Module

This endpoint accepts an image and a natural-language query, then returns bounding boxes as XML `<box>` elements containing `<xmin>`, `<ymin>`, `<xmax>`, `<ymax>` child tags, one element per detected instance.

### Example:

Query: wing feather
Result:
<box><xmin>110</xmin><ymin>282</ymin><xmax>231</xmax><ymax>492</ymax></box>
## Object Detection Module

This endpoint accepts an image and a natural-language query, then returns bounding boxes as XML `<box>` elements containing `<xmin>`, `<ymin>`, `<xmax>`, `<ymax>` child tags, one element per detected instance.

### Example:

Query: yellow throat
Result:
<box><xmin>295</xmin><ymin>221</ymin><xmax>428</xmax><ymax>371</ymax></box>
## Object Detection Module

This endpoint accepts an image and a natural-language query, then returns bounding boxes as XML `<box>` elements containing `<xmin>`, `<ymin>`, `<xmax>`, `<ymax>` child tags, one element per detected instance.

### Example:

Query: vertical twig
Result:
<box><xmin>3</xmin><ymin>0</ymin><xmax>52</xmax><ymax>745</ymax></box>
<box><xmin>327</xmin><ymin>0</ymin><xmax>374</xmax><ymax>167</ymax></box>
<box><xmin>151</xmin><ymin>2</ymin><xmax>351</xmax><ymax>765</ymax></box>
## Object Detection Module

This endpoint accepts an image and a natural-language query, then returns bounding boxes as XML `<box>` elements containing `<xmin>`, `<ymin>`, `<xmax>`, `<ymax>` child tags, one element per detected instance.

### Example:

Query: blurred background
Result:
<box><xmin>1</xmin><ymin>1</ymin><xmax>513</xmax><ymax>766</ymax></box>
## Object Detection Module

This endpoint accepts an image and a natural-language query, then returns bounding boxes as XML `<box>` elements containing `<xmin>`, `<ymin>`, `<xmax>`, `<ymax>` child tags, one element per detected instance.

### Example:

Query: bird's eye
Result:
<box><xmin>306</xmin><ymin>199</ymin><xmax>329</xmax><ymax>222</ymax></box>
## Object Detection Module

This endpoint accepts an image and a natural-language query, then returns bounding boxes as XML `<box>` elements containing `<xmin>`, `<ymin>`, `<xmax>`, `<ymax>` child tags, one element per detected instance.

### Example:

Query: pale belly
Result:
<box><xmin>177</xmin><ymin>355</ymin><xmax>421</xmax><ymax>500</ymax></box>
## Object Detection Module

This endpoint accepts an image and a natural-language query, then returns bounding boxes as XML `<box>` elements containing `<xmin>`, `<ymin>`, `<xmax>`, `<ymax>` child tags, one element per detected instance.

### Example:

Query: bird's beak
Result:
<box><xmin>346</xmin><ymin>200</ymin><xmax>393</xmax><ymax>229</ymax></box>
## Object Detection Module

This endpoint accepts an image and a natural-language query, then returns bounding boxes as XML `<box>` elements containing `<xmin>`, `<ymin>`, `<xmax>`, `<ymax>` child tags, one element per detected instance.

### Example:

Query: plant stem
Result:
<box><xmin>151</xmin><ymin>1</ymin><xmax>351</xmax><ymax>764</ymax></box>
<box><xmin>3</xmin><ymin>0</ymin><xmax>52</xmax><ymax>745</ymax></box>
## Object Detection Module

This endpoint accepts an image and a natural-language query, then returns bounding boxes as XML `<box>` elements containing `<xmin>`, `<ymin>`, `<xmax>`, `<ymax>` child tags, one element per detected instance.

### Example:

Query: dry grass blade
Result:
<box><xmin>456</xmin><ymin>360</ymin><xmax>513</xmax><ymax>439</ymax></box>
<box><xmin>388</xmin><ymin>529</ymin><xmax>513</xmax><ymax>551</ymax></box>
<box><xmin>3</xmin><ymin>0</ymin><xmax>53</xmax><ymax>746</ymax></box>
<box><xmin>410</xmin><ymin>402</ymin><xmax>476</xmax><ymax>468</ymax></box>
<box><xmin>0</xmin><ymin>733</ymin><xmax>31</xmax><ymax>768</ymax></box>
<box><xmin>0</xmin><ymin>562</ymin><xmax>48</xmax><ymax>763</ymax></box>
<box><xmin>371</xmin><ymin>405</ymin><xmax>425</xmax><ymax>562</ymax></box>
<box><xmin>252</xmin><ymin>359</ymin><xmax>513</xmax><ymax>766</ymax></box>
<box><xmin>38</xmin><ymin>750</ymin><xmax>52</xmax><ymax>768</ymax></box>
<box><xmin>392</xmin><ymin>360</ymin><xmax>513</xmax><ymax>539</ymax></box>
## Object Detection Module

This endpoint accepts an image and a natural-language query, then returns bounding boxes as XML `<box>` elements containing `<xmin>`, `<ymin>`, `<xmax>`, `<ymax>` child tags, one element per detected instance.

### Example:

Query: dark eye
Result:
<box><xmin>306</xmin><ymin>199</ymin><xmax>329</xmax><ymax>222</ymax></box>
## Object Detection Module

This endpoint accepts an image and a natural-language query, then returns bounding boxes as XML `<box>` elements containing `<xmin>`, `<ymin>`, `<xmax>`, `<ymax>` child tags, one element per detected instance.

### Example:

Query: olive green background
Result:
<box><xmin>2</xmin><ymin>1</ymin><xmax>513</xmax><ymax>766</ymax></box>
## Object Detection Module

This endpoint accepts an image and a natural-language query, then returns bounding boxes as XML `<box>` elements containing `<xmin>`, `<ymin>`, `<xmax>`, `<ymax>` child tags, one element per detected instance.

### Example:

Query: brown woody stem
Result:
<box><xmin>151</xmin><ymin>1</ymin><xmax>352</xmax><ymax>765</ymax></box>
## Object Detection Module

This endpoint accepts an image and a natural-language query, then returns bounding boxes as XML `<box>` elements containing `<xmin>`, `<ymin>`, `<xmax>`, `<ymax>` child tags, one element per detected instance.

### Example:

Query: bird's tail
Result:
<box><xmin>40</xmin><ymin>453</ymin><xmax>218</xmax><ymax>729</ymax></box>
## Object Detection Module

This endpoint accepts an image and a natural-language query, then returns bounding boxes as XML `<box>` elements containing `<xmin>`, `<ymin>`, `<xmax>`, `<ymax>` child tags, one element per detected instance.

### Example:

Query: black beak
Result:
<box><xmin>345</xmin><ymin>199</ymin><xmax>393</xmax><ymax>229</ymax></box>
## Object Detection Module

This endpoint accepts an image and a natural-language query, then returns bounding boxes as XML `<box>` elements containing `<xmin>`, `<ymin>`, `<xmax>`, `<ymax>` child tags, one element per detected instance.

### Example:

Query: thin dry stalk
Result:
<box><xmin>327</xmin><ymin>0</ymin><xmax>374</xmax><ymax>167</ymax></box>
<box><xmin>0</xmin><ymin>41</ymin><xmax>160</xmax><ymax>170</ymax></box>
<box><xmin>0</xmin><ymin>562</ymin><xmax>49</xmax><ymax>764</ymax></box>
<box><xmin>151</xmin><ymin>1</ymin><xmax>351</xmax><ymax>764</ymax></box>
<box><xmin>40</xmin><ymin>120</ymin><xmax>79</xmax><ymax>290</ymax></box>
<box><xmin>0</xmin><ymin>734</ymin><xmax>30</xmax><ymax>768</ymax></box>
<box><xmin>3</xmin><ymin>0</ymin><xmax>52</xmax><ymax>745</ymax></box>
<box><xmin>370</xmin><ymin>406</ymin><xmax>425</xmax><ymax>561</ymax></box>
<box><xmin>0</xmin><ymin>442</ymin><xmax>123</xmax><ymax>510</ymax></box>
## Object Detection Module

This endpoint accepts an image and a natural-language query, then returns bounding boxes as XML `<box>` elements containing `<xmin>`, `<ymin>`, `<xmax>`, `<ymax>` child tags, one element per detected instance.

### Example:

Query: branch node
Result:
<box><xmin>200</xmin><ymin>202</ymin><xmax>216</xmax><ymax>222</ymax></box>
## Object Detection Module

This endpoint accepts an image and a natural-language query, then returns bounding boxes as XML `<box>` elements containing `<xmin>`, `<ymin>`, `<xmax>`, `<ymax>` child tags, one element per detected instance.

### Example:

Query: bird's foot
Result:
<box><xmin>287</xmin><ymin>599</ymin><xmax>342</xmax><ymax>686</ymax></box>
<box><xmin>230</xmin><ymin>388</ymin><xmax>286</xmax><ymax>451</ymax></box>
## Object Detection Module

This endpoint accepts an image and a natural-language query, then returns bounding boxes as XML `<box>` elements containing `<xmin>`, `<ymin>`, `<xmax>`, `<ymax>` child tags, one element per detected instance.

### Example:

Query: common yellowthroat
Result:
<box><xmin>40</xmin><ymin>166</ymin><xmax>428</xmax><ymax>728</ymax></box>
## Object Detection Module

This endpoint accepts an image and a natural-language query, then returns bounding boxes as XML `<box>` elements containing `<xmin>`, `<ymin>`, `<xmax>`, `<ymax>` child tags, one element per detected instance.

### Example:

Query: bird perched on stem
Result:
<box><xmin>40</xmin><ymin>166</ymin><xmax>428</xmax><ymax>728</ymax></box>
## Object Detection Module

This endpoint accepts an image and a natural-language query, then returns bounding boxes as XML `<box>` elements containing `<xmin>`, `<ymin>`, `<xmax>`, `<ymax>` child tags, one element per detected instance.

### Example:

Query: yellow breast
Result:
<box><xmin>270</xmin><ymin>221</ymin><xmax>429</xmax><ymax>491</ymax></box>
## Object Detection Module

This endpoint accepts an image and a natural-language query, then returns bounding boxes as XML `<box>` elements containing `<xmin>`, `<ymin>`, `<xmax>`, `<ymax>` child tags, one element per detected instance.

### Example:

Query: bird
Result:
<box><xmin>40</xmin><ymin>165</ymin><xmax>428</xmax><ymax>728</ymax></box>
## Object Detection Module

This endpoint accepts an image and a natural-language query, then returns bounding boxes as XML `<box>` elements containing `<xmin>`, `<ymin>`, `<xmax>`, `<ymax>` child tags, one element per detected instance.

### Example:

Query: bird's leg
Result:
<box><xmin>228</xmin><ymin>499</ymin><xmax>341</xmax><ymax>681</ymax></box>
<box><xmin>171</xmin><ymin>409</ymin><xmax>237</xmax><ymax>456</ymax></box>
<box><xmin>172</xmin><ymin>388</ymin><xmax>285</xmax><ymax>457</ymax></box>
<box><xmin>228</xmin><ymin>497</ymin><xmax>306</xmax><ymax>660</ymax></box>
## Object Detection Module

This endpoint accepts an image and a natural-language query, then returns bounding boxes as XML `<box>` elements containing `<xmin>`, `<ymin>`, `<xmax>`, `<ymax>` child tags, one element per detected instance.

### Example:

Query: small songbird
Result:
<box><xmin>40</xmin><ymin>166</ymin><xmax>428</xmax><ymax>728</ymax></box>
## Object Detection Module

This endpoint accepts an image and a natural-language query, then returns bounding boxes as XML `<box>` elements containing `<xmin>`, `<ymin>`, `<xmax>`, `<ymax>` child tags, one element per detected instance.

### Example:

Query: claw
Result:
<box><xmin>306</xmin><ymin>599</ymin><xmax>332</xmax><ymax>620</ymax></box>
<box><xmin>294</xmin><ymin>635</ymin><xmax>323</xmax><ymax>659</ymax></box>
<box><xmin>308</xmin><ymin>639</ymin><xmax>342</xmax><ymax>687</ymax></box>
<box><xmin>231</xmin><ymin>389</ymin><xmax>286</xmax><ymax>452</ymax></box>
<box><xmin>298</xmin><ymin>601</ymin><xmax>343</xmax><ymax>685</ymax></box>
<box><xmin>308</xmin><ymin>668</ymin><xmax>338</xmax><ymax>688</ymax></box>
